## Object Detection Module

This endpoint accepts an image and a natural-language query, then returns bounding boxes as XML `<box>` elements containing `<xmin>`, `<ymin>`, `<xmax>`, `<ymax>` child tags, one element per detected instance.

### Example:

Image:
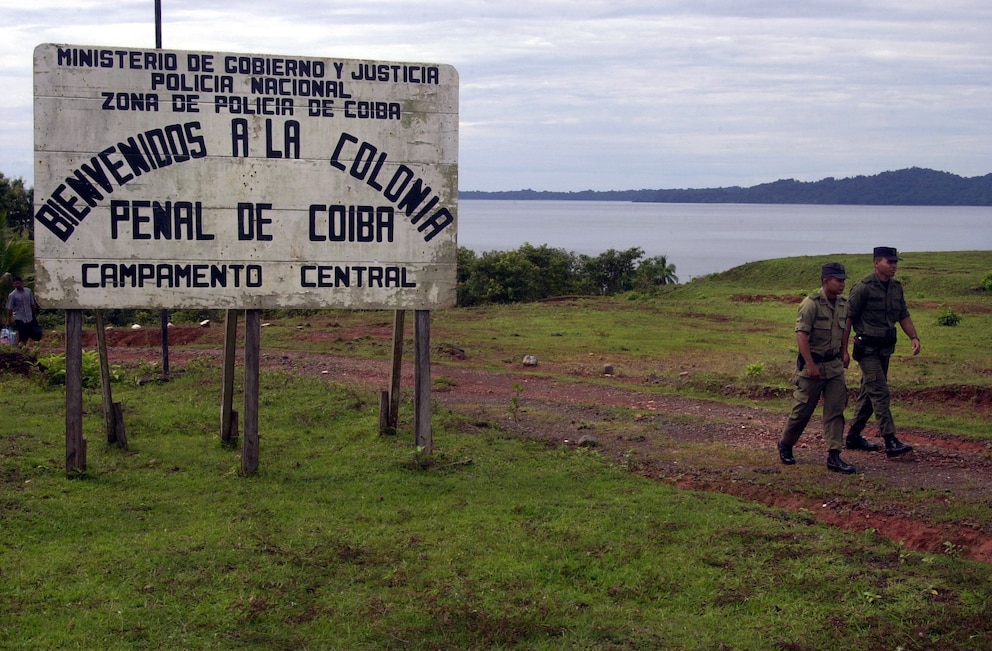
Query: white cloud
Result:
<box><xmin>3</xmin><ymin>0</ymin><xmax>991</xmax><ymax>190</ymax></box>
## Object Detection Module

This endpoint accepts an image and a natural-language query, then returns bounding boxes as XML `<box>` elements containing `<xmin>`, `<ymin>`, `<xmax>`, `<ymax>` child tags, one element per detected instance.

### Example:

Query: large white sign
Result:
<box><xmin>33</xmin><ymin>44</ymin><xmax>458</xmax><ymax>310</ymax></box>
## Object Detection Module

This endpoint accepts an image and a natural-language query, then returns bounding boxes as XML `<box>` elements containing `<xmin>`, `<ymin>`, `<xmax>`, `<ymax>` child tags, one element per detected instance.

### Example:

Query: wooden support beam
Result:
<box><xmin>95</xmin><ymin>310</ymin><xmax>117</xmax><ymax>444</ymax></box>
<box><xmin>413</xmin><ymin>310</ymin><xmax>432</xmax><ymax>454</ymax></box>
<box><xmin>241</xmin><ymin>309</ymin><xmax>261</xmax><ymax>475</ymax></box>
<box><xmin>65</xmin><ymin>310</ymin><xmax>86</xmax><ymax>475</ymax></box>
<box><xmin>388</xmin><ymin>310</ymin><xmax>405</xmax><ymax>429</ymax></box>
<box><xmin>220</xmin><ymin>309</ymin><xmax>239</xmax><ymax>444</ymax></box>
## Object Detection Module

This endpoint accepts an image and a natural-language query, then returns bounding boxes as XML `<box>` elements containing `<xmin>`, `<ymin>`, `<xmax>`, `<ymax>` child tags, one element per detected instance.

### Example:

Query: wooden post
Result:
<box><xmin>160</xmin><ymin>309</ymin><xmax>170</xmax><ymax>377</ymax></box>
<box><xmin>388</xmin><ymin>310</ymin><xmax>405</xmax><ymax>428</ymax></box>
<box><xmin>241</xmin><ymin>309</ymin><xmax>261</xmax><ymax>475</ymax></box>
<box><xmin>220</xmin><ymin>309</ymin><xmax>239</xmax><ymax>444</ymax></box>
<box><xmin>378</xmin><ymin>390</ymin><xmax>391</xmax><ymax>435</ymax></box>
<box><xmin>413</xmin><ymin>310</ymin><xmax>432</xmax><ymax>454</ymax></box>
<box><xmin>112</xmin><ymin>402</ymin><xmax>128</xmax><ymax>450</ymax></box>
<box><xmin>94</xmin><ymin>310</ymin><xmax>117</xmax><ymax>444</ymax></box>
<box><xmin>65</xmin><ymin>309</ymin><xmax>86</xmax><ymax>475</ymax></box>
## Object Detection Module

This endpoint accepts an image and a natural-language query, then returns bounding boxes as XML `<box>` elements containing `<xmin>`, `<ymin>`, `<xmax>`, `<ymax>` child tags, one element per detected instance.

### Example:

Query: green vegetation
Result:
<box><xmin>2</xmin><ymin>251</ymin><xmax>991</xmax><ymax>649</ymax></box>
<box><xmin>35</xmin><ymin>350</ymin><xmax>122</xmax><ymax>388</ymax></box>
<box><xmin>2</xmin><ymin>364</ymin><xmax>991</xmax><ymax>650</ymax></box>
<box><xmin>0</xmin><ymin>171</ymin><xmax>33</xmax><ymax>234</ymax></box>
<box><xmin>457</xmin><ymin>244</ymin><xmax>677</xmax><ymax>305</ymax></box>
<box><xmin>936</xmin><ymin>307</ymin><xmax>962</xmax><ymax>327</ymax></box>
<box><xmin>0</xmin><ymin>212</ymin><xmax>34</xmax><ymax>296</ymax></box>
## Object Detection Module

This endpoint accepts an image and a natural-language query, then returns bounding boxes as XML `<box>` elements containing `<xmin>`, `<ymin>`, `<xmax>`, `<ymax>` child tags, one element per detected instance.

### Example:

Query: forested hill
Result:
<box><xmin>460</xmin><ymin>168</ymin><xmax>992</xmax><ymax>206</ymax></box>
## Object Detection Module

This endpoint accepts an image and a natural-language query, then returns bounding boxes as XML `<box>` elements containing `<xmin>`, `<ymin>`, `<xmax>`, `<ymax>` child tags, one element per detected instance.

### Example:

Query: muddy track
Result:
<box><xmin>34</xmin><ymin>329</ymin><xmax>992</xmax><ymax>565</ymax></box>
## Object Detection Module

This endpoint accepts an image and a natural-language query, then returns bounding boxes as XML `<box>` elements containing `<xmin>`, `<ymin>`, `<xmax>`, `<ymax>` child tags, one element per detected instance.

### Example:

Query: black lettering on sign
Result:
<box><xmin>266</xmin><ymin>119</ymin><xmax>300</xmax><ymax>159</ymax></box>
<box><xmin>101</xmin><ymin>92</ymin><xmax>161</xmax><ymax>111</ymax></box>
<box><xmin>237</xmin><ymin>203</ymin><xmax>273</xmax><ymax>241</ymax></box>
<box><xmin>82</xmin><ymin>263</ymin><xmax>262</xmax><ymax>288</ymax></box>
<box><xmin>308</xmin><ymin>205</ymin><xmax>395</xmax><ymax>242</ymax></box>
<box><xmin>109</xmin><ymin>200</ymin><xmax>214</xmax><ymax>240</ymax></box>
<box><xmin>344</xmin><ymin>101</ymin><xmax>400</xmax><ymax>121</ymax></box>
<box><xmin>35</xmin><ymin>122</ymin><xmax>207</xmax><ymax>242</ymax></box>
<box><xmin>329</xmin><ymin>132</ymin><xmax>453</xmax><ymax>242</ymax></box>
<box><xmin>300</xmin><ymin>265</ymin><xmax>417</xmax><ymax>288</ymax></box>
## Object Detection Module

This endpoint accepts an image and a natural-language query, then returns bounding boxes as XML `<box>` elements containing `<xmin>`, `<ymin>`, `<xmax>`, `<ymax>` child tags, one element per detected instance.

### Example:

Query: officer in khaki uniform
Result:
<box><xmin>778</xmin><ymin>262</ymin><xmax>857</xmax><ymax>474</ymax></box>
<box><xmin>842</xmin><ymin>246</ymin><xmax>920</xmax><ymax>457</ymax></box>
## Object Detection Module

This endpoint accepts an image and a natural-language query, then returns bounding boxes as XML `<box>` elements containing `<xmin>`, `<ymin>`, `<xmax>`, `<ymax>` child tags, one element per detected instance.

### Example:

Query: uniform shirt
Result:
<box><xmin>847</xmin><ymin>273</ymin><xmax>910</xmax><ymax>341</ymax></box>
<box><xmin>795</xmin><ymin>289</ymin><xmax>846</xmax><ymax>379</ymax></box>
<box><xmin>5</xmin><ymin>287</ymin><xmax>36</xmax><ymax>323</ymax></box>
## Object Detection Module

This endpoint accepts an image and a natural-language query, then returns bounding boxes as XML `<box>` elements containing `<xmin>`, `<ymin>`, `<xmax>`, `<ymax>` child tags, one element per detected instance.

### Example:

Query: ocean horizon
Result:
<box><xmin>457</xmin><ymin>200</ymin><xmax>992</xmax><ymax>281</ymax></box>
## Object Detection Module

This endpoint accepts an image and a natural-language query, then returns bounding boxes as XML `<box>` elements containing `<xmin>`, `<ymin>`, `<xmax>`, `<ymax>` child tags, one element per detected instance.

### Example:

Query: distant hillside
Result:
<box><xmin>460</xmin><ymin>168</ymin><xmax>992</xmax><ymax>206</ymax></box>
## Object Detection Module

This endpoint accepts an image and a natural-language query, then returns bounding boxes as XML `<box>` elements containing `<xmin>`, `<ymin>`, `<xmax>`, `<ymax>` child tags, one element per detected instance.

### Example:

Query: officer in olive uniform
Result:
<box><xmin>778</xmin><ymin>262</ymin><xmax>856</xmax><ymax>474</ymax></box>
<box><xmin>842</xmin><ymin>246</ymin><xmax>920</xmax><ymax>457</ymax></box>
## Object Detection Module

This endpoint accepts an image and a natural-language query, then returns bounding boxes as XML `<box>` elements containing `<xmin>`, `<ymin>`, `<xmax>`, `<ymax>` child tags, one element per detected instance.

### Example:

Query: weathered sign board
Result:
<box><xmin>33</xmin><ymin>44</ymin><xmax>458</xmax><ymax>310</ymax></box>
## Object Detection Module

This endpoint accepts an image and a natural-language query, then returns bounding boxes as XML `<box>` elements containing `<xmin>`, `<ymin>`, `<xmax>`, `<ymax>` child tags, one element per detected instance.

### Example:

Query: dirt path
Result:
<box><xmin>48</xmin><ymin>327</ymin><xmax>992</xmax><ymax>564</ymax></box>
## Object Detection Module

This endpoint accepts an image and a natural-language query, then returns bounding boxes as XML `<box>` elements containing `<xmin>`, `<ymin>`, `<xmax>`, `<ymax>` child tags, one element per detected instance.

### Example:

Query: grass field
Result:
<box><xmin>2</xmin><ymin>251</ymin><xmax>991</xmax><ymax>650</ymax></box>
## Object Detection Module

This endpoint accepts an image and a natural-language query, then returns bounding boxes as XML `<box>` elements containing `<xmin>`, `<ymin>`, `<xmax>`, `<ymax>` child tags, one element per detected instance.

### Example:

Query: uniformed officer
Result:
<box><xmin>842</xmin><ymin>246</ymin><xmax>920</xmax><ymax>457</ymax></box>
<box><xmin>778</xmin><ymin>262</ymin><xmax>856</xmax><ymax>473</ymax></box>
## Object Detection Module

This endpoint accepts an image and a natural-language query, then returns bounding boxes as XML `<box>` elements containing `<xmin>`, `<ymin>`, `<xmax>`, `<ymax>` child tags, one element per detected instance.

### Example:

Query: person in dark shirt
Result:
<box><xmin>842</xmin><ymin>247</ymin><xmax>920</xmax><ymax>457</ymax></box>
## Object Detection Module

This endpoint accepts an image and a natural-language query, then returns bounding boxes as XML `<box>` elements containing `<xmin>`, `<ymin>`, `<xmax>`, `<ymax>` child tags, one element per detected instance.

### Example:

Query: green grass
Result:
<box><xmin>3</xmin><ymin>365</ymin><xmax>992</xmax><ymax>650</ymax></box>
<box><xmin>3</xmin><ymin>250</ymin><xmax>992</xmax><ymax>649</ymax></box>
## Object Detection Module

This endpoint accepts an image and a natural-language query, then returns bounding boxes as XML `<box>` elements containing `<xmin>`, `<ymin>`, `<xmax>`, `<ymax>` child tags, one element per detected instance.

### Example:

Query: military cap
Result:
<box><xmin>821</xmin><ymin>262</ymin><xmax>847</xmax><ymax>279</ymax></box>
<box><xmin>873</xmin><ymin>246</ymin><xmax>901</xmax><ymax>261</ymax></box>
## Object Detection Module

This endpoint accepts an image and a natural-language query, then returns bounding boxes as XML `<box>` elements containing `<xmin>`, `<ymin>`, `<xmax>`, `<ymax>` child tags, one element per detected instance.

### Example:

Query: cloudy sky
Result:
<box><xmin>2</xmin><ymin>0</ymin><xmax>991</xmax><ymax>192</ymax></box>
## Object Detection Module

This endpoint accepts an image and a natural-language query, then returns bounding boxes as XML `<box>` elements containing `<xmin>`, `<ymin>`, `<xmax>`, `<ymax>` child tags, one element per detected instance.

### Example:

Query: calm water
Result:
<box><xmin>457</xmin><ymin>201</ymin><xmax>992</xmax><ymax>281</ymax></box>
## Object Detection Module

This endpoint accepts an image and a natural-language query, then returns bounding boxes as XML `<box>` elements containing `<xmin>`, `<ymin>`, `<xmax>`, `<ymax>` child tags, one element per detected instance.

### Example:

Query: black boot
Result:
<box><xmin>827</xmin><ymin>450</ymin><xmax>856</xmax><ymax>474</ymax></box>
<box><xmin>777</xmin><ymin>441</ymin><xmax>796</xmax><ymax>465</ymax></box>
<box><xmin>845</xmin><ymin>431</ymin><xmax>881</xmax><ymax>452</ymax></box>
<box><xmin>883</xmin><ymin>435</ymin><xmax>913</xmax><ymax>457</ymax></box>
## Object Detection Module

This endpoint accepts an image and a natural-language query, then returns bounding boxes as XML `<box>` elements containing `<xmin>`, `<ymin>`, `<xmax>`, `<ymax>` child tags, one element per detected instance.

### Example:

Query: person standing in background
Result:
<box><xmin>842</xmin><ymin>246</ymin><xmax>920</xmax><ymax>457</ymax></box>
<box><xmin>5</xmin><ymin>276</ymin><xmax>41</xmax><ymax>346</ymax></box>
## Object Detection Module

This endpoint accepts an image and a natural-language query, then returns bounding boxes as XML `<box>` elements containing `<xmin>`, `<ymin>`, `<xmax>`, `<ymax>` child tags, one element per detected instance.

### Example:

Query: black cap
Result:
<box><xmin>873</xmin><ymin>246</ymin><xmax>901</xmax><ymax>261</ymax></box>
<box><xmin>821</xmin><ymin>262</ymin><xmax>847</xmax><ymax>279</ymax></box>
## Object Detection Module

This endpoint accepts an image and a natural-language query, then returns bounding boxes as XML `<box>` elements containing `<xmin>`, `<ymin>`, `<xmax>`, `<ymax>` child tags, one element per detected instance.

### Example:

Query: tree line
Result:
<box><xmin>460</xmin><ymin>167</ymin><xmax>992</xmax><ymax>206</ymax></box>
<box><xmin>457</xmin><ymin>244</ymin><xmax>677</xmax><ymax>306</ymax></box>
<box><xmin>0</xmin><ymin>173</ymin><xmax>33</xmax><ymax>235</ymax></box>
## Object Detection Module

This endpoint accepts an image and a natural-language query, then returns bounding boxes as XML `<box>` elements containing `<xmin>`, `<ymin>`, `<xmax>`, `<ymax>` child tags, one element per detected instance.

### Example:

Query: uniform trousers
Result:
<box><xmin>781</xmin><ymin>373</ymin><xmax>847</xmax><ymax>451</ymax></box>
<box><xmin>848</xmin><ymin>351</ymin><xmax>895</xmax><ymax>438</ymax></box>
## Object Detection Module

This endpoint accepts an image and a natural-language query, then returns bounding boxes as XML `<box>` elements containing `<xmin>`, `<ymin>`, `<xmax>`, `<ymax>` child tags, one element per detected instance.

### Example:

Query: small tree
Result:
<box><xmin>460</xmin><ymin>249</ymin><xmax>542</xmax><ymax>305</ymax></box>
<box><xmin>0</xmin><ymin>211</ymin><xmax>35</xmax><ymax>306</ymax></box>
<box><xmin>0</xmin><ymin>174</ymin><xmax>33</xmax><ymax>236</ymax></box>
<box><xmin>578</xmin><ymin>247</ymin><xmax>644</xmax><ymax>295</ymax></box>
<box><xmin>517</xmin><ymin>243</ymin><xmax>581</xmax><ymax>297</ymax></box>
<box><xmin>634</xmin><ymin>254</ymin><xmax>679</xmax><ymax>289</ymax></box>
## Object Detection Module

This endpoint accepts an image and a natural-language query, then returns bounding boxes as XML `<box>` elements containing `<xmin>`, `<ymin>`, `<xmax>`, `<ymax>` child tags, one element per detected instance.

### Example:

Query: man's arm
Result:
<box><xmin>797</xmin><ymin>330</ymin><xmax>820</xmax><ymax>380</ymax></box>
<box><xmin>900</xmin><ymin>316</ymin><xmax>921</xmax><ymax>355</ymax></box>
<box><xmin>841</xmin><ymin>318</ymin><xmax>853</xmax><ymax>368</ymax></box>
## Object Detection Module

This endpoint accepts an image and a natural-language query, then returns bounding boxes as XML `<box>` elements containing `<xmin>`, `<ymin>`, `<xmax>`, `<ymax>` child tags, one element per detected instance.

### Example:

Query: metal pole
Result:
<box><xmin>155</xmin><ymin>0</ymin><xmax>162</xmax><ymax>49</ymax></box>
<box><xmin>154</xmin><ymin>0</ymin><xmax>169</xmax><ymax>376</ymax></box>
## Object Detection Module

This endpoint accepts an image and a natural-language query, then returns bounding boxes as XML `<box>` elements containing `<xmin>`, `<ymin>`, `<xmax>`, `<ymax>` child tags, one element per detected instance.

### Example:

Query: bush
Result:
<box><xmin>35</xmin><ymin>350</ymin><xmax>120</xmax><ymax>388</ymax></box>
<box><xmin>936</xmin><ymin>307</ymin><xmax>961</xmax><ymax>327</ymax></box>
<box><xmin>982</xmin><ymin>271</ymin><xmax>992</xmax><ymax>291</ymax></box>
<box><xmin>745</xmin><ymin>362</ymin><xmax>765</xmax><ymax>377</ymax></box>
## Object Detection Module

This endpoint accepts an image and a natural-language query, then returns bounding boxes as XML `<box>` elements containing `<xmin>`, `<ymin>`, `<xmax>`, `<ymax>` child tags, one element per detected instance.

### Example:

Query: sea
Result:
<box><xmin>456</xmin><ymin>201</ymin><xmax>992</xmax><ymax>281</ymax></box>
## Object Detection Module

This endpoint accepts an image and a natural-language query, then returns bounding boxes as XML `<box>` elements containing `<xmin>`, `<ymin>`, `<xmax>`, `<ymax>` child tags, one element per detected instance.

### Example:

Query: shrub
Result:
<box><xmin>745</xmin><ymin>362</ymin><xmax>765</xmax><ymax>377</ymax></box>
<box><xmin>982</xmin><ymin>270</ymin><xmax>992</xmax><ymax>291</ymax></box>
<box><xmin>35</xmin><ymin>350</ymin><xmax>120</xmax><ymax>388</ymax></box>
<box><xmin>936</xmin><ymin>307</ymin><xmax>961</xmax><ymax>327</ymax></box>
